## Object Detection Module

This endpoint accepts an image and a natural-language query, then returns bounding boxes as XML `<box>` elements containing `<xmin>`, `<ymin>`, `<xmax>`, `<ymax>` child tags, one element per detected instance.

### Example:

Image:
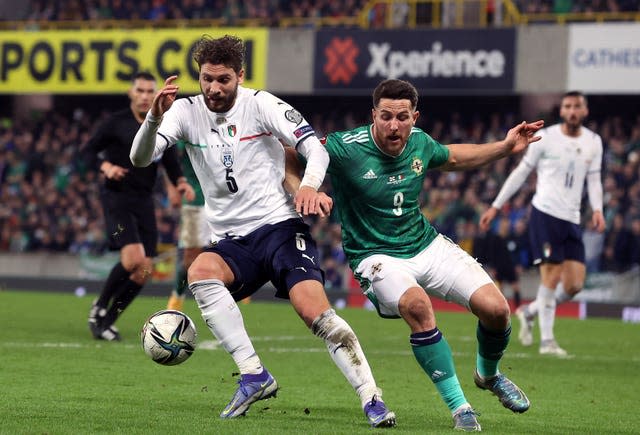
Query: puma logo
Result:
<box><xmin>301</xmin><ymin>254</ymin><xmax>316</xmax><ymax>265</ymax></box>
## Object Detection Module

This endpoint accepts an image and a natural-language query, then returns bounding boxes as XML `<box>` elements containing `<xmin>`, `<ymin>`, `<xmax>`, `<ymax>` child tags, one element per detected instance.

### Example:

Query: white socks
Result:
<box><xmin>311</xmin><ymin>309</ymin><xmax>380</xmax><ymax>407</ymax></box>
<box><xmin>190</xmin><ymin>281</ymin><xmax>381</xmax><ymax>405</ymax></box>
<box><xmin>189</xmin><ymin>279</ymin><xmax>262</xmax><ymax>374</ymax></box>
<box><xmin>555</xmin><ymin>283</ymin><xmax>573</xmax><ymax>304</ymax></box>
<box><xmin>525</xmin><ymin>282</ymin><xmax>573</xmax><ymax>318</ymax></box>
<box><xmin>535</xmin><ymin>284</ymin><xmax>556</xmax><ymax>342</ymax></box>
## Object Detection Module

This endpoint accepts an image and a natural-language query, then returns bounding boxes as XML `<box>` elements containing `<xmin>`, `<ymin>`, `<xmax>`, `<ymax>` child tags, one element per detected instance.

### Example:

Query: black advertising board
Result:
<box><xmin>314</xmin><ymin>28</ymin><xmax>515</xmax><ymax>95</ymax></box>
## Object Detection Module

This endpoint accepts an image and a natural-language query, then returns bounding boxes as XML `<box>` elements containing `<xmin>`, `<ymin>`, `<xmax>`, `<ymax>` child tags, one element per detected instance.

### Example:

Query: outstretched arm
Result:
<box><xmin>439</xmin><ymin>120</ymin><xmax>544</xmax><ymax>171</ymax></box>
<box><xmin>478</xmin><ymin>159</ymin><xmax>535</xmax><ymax>231</ymax></box>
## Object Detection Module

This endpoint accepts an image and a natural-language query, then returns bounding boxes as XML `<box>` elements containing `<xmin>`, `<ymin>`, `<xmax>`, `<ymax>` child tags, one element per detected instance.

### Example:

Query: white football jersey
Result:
<box><xmin>152</xmin><ymin>87</ymin><xmax>317</xmax><ymax>240</ymax></box>
<box><xmin>522</xmin><ymin>124</ymin><xmax>602</xmax><ymax>224</ymax></box>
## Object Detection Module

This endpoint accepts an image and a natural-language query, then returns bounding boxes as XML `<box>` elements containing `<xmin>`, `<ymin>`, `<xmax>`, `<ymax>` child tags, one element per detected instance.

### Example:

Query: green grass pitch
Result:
<box><xmin>1</xmin><ymin>290</ymin><xmax>638</xmax><ymax>434</ymax></box>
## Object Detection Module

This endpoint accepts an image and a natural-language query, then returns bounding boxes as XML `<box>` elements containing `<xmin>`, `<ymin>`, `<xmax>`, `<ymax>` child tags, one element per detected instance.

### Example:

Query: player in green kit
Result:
<box><xmin>166</xmin><ymin>141</ymin><xmax>208</xmax><ymax>311</ymax></box>
<box><xmin>321</xmin><ymin>79</ymin><xmax>544</xmax><ymax>431</ymax></box>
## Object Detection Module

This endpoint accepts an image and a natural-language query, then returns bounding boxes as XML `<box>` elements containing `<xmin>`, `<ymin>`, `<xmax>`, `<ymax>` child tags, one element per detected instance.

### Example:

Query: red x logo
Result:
<box><xmin>323</xmin><ymin>37</ymin><xmax>359</xmax><ymax>85</ymax></box>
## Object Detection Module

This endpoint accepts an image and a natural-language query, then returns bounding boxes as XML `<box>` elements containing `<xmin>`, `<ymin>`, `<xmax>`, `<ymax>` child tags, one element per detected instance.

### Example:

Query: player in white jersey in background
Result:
<box><xmin>130</xmin><ymin>35</ymin><xmax>396</xmax><ymax>427</ymax></box>
<box><xmin>480</xmin><ymin>91</ymin><xmax>606</xmax><ymax>356</ymax></box>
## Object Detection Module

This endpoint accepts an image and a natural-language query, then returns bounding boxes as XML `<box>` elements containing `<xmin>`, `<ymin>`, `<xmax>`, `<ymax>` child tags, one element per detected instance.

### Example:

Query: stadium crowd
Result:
<box><xmin>22</xmin><ymin>0</ymin><xmax>366</xmax><ymax>23</ymax></box>
<box><xmin>16</xmin><ymin>0</ymin><xmax>640</xmax><ymax>25</ymax></box>
<box><xmin>518</xmin><ymin>0</ymin><xmax>640</xmax><ymax>14</ymax></box>
<box><xmin>1</xmin><ymin>99</ymin><xmax>639</xmax><ymax>280</ymax></box>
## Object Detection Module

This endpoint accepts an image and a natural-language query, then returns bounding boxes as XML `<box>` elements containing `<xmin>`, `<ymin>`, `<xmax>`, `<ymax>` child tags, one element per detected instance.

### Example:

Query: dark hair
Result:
<box><xmin>132</xmin><ymin>71</ymin><xmax>156</xmax><ymax>82</ymax></box>
<box><xmin>563</xmin><ymin>90</ymin><xmax>587</xmax><ymax>106</ymax></box>
<box><xmin>372</xmin><ymin>79</ymin><xmax>419</xmax><ymax>110</ymax></box>
<box><xmin>192</xmin><ymin>34</ymin><xmax>245</xmax><ymax>73</ymax></box>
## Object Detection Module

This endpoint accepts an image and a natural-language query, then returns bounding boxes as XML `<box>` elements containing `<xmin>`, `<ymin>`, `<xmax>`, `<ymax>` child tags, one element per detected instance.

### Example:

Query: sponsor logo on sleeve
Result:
<box><xmin>293</xmin><ymin>125</ymin><xmax>314</xmax><ymax>138</ymax></box>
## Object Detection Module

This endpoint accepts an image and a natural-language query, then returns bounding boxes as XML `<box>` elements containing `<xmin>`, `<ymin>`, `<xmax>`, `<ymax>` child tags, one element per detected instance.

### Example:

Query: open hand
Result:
<box><xmin>151</xmin><ymin>75</ymin><xmax>180</xmax><ymax>117</ymax></box>
<box><xmin>504</xmin><ymin>120</ymin><xmax>544</xmax><ymax>154</ymax></box>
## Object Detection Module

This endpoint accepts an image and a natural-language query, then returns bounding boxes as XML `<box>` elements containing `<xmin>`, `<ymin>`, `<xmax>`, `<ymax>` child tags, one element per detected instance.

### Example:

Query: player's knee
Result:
<box><xmin>124</xmin><ymin>257</ymin><xmax>152</xmax><ymax>283</ymax></box>
<box><xmin>187</xmin><ymin>260</ymin><xmax>221</xmax><ymax>283</ymax></box>
<box><xmin>399</xmin><ymin>295</ymin><xmax>434</xmax><ymax>326</ymax></box>
<box><xmin>495</xmin><ymin>301</ymin><xmax>511</xmax><ymax>323</ymax></box>
<box><xmin>565</xmin><ymin>284</ymin><xmax>583</xmax><ymax>296</ymax></box>
<box><xmin>479</xmin><ymin>299</ymin><xmax>511</xmax><ymax>329</ymax></box>
<box><xmin>121</xmin><ymin>256</ymin><xmax>143</xmax><ymax>272</ymax></box>
<box><xmin>187</xmin><ymin>261</ymin><xmax>209</xmax><ymax>283</ymax></box>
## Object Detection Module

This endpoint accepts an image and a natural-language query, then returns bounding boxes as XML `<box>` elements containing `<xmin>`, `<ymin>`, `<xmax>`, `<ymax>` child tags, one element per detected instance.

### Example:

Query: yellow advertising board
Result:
<box><xmin>0</xmin><ymin>28</ymin><xmax>267</xmax><ymax>94</ymax></box>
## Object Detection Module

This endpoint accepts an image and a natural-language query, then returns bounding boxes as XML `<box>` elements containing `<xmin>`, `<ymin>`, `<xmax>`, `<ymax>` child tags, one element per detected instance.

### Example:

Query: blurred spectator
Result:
<box><xmin>18</xmin><ymin>0</ymin><xmax>640</xmax><ymax>27</ymax></box>
<box><xmin>322</xmin><ymin>257</ymin><xmax>344</xmax><ymax>291</ymax></box>
<box><xmin>148</xmin><ymin>0</ymin><xmax>169</xmax><ymax>20</ymax></box>
<box><xmin>92</xmin><ymin>0</ymin><xmax>113</xmax><ymax>19</ymax></box>
<box><xmin>602</xmin><ymin>212</ymin><xmax>634</xmax><ymax>271</ymax></box>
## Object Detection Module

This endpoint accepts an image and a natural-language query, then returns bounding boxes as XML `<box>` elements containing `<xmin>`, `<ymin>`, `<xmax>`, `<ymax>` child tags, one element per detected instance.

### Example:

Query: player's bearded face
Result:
<box><xmin>199</xmin><ymin>63</ymin><xmax>244</xmax><ymax>113</ymax></box>
<box><xmin>560</xmin><ymin>95</ymin><xmax>588</xmax><ymax>130</ymax></box>
<box><xmin>371</xmin><ymin>98</ymin><xmax>419</xmax><ymax>156</ymax></box>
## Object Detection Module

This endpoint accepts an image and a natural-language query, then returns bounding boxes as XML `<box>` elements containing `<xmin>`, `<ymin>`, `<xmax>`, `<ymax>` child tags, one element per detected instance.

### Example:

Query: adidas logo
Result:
<box><xmin>363</xmin><ymin>169</ymin><xmax>377</xmax><ymax>179</ymax></box>
<box><xmin>431</xmin><ymin>370</ymin><xmax>447</xmax><ymax>381</ymax></box>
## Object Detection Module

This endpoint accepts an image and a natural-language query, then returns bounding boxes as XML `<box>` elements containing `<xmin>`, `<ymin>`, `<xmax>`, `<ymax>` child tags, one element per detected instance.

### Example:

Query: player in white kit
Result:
<box><xmin>480</xmin><ymin>91</ymin><xmax>606</xmax><ymax>356</ymax></box>
<box><xmin>130</xmin><ymin>35</ymin><xmax>395</xmax><ymax>427</ymax></box>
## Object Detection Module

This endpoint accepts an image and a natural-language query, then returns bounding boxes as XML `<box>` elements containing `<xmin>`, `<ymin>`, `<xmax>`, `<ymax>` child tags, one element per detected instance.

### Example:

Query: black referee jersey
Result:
<box><xmin>84</xmin><ymin>107</ymin><xmax>183</xmax><ymax>193</ymax></box>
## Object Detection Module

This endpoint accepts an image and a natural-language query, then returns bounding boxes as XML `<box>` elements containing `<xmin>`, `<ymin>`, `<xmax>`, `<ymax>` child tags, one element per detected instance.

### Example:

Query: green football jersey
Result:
<box><xmin>177</xmin><ymin>140</ymin><xmax>205</xmax><ymax>206</ymax></box>
<box><xmin>325</xmin><ymin>124</ymin><xmax>449</xmax><ymax>271</ymax></box>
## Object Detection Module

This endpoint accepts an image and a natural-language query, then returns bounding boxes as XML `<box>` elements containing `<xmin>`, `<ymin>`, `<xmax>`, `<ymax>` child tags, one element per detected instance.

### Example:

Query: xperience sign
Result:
<box><xmin>315</xmin><ymin>29</ymin><xmax>515</xmax><ymax>94</ymax></box>
<box><xmin>0</xmin><ymin>28</ymin><xmax>267</xmax><ymax>94</ymax></box>
<box><xmin>568</xmin><ymin>23</ymin><xmax>640</xmax><ymax>93</ymax></box>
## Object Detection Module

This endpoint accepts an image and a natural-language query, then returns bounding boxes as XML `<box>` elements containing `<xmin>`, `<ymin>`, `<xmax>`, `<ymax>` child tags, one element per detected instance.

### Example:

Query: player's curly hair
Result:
<box><xmin>373</xmin><ymin>79</ymin><xmax>419</xmax><ymax>111</ymax></box>
<box><xmin>192</xmin><ymin>35</ymin><xmax>245</xmax><ymax>73</ymax></box>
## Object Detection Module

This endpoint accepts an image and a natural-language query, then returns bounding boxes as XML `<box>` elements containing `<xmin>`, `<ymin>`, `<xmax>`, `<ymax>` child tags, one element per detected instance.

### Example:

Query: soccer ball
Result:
<box><xmin>141</xmin><ymin>310</ymin><xmax>197</xmax><ymax>366</ymax></box>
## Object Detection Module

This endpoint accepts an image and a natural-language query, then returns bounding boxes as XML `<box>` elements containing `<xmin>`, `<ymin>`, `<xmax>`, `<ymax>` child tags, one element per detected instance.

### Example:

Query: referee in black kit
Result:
<box><xmin>84</xmin><ymin>71</ymin><xmax>194</xmax><ymax>341</ymax></box>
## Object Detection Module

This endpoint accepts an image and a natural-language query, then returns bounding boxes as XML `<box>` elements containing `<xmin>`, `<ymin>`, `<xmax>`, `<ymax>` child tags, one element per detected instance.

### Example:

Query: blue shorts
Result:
<box><xmin>204</xmin><ymin>218</ymin><xmax>324</xmax><ymax>301</ymax></box>
<box><xmin>529</xmin><ymin>206</ymin><xmax>584</xmax><ymax>265</ymax></box>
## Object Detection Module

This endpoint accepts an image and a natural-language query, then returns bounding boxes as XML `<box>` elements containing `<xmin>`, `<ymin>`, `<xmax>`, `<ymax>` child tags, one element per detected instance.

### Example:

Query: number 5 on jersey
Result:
<box><xmin>225</xmin><ymin>168</ymin><xmax>238</xmax><ymax>193</ymax></box>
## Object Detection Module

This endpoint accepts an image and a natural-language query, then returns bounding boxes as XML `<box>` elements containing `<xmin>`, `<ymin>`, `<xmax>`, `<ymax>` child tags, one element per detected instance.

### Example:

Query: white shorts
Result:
<box><xmin>355</xmin><ymin>234</ymin><xmax>493</xmax><ymax>317</ymax></box>
<box><xmin>179</xmin><ymin>205</ymin><xmax>210</xmax><ymax>249</ymax></box>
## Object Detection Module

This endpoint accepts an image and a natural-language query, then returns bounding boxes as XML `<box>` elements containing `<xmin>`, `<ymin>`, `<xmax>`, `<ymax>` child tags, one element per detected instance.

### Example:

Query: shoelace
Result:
<box><xmin>365</xmin><ymin>395</ymin><xmax>387</xmax><ymax>418</ymax></box>
<box><xmin>366</xmin><ymin>395</ymin><xmax>386</xmax><ymax>415</ymax></box>
<box><xmin>457</xmin><ymin>408</ymin><xmax>481</xmax><ymax>419</ymax></box>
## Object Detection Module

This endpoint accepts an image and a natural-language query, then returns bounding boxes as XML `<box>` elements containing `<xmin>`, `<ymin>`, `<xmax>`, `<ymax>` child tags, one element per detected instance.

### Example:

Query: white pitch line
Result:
<box><xmin>2</xmin><ymin>338</ymin><xmax>638</xmax><ymax>363</ymax></box>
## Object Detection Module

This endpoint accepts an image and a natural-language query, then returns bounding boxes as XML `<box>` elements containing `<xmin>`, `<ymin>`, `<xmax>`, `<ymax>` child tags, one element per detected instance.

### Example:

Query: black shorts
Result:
<box><xmin>529</xmin><ymin>206</ymin><xmax>584</xmax><ymax>265</ymax></box>
<box><xmin>204</xmin><ymin>218</ymin><xmax>324</xmax><ymax>301</ymax></box>
<box><xmin>494</xmin><ymin>262</ymin><xmax>518</xmax><ymax>283</ymax></box>
<box><xmin>101</xmin><ymin>190</ymin><xmax>158</xmax><ymax>257</ymax></box>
